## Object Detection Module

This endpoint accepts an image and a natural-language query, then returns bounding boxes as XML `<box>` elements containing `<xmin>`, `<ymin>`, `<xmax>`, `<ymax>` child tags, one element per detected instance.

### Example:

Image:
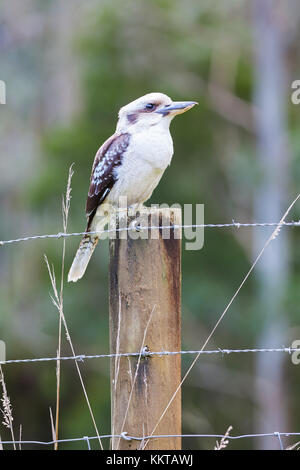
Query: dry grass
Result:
<box><xmin>286</xmin><ymin>440</ymin><xmax>300</xmax><ymax>450</ymax></box>
<box><xmin>45</xmin><ymin>165</ymin><xmax>103</xmax><ymax>450</ymax></box>
<box><xmin>214</xmin><ymin>426</ymin><xmax>233</xmax><ymax>450</ymax></box>
<box><xmin>52</xmin><ymin>165</ymin><xmax>73</xmax><ymax>449</ymax></box>
<box><xmin>18</xmin><ymin>425</ymin><xmax>22</xmax><ymax>451</ymax></box>
<box><xmin>0</xmin><ymin>365</ymin><xmax>16</xmax><ymax>450</ymax></box>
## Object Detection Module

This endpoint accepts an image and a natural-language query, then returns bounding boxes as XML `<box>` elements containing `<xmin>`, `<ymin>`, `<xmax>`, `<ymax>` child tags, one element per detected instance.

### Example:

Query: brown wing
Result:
<box><xmin>85</xmin><ymin>133</ymin><xmax>130</xmax><ymax>225</ymax></box>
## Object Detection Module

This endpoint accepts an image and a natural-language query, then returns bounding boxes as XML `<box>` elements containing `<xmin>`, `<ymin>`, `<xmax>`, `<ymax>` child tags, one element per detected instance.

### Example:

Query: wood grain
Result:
<box><xmin>109</xmin><ymin>208</ymin><xmax>182</xmax><ymax>450</ymax></box>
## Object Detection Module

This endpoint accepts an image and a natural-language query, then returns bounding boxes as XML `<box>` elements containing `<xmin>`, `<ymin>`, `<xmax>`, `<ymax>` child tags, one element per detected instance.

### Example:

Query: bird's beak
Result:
<box><xmin>155</xmin><ymin>101</ymin><xmax>198</xmax><ymax>116</ymax></box>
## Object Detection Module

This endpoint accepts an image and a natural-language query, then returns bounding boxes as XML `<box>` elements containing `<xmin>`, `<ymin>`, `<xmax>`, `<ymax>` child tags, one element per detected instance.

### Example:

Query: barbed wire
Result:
<box><xmin>1</xmin><ymin>218</ymin><xmax>299</xmax><ymax>449</ymax></box>
<box><xmin>0</xmin><ymin>431</ymin><xmax>299</xmax><ymax>448</ymax></box>
<box><xmin>1</xmin><ymin>220</ymin><xmax>300</xmax><ymax>247</ymax></box>
<box><xmin>1</xmin><ymin>347</ymin><xmax>299</xmax><ymax>366</ymax></box>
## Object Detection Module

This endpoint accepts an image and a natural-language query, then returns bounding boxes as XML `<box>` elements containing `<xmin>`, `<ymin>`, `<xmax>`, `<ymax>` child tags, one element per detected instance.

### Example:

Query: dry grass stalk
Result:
<box><xmin>53</xmin><ymin>164</ymin><xmax>73</xmax><ymax>450</ymax></box>
<box><xmin>214</xmin><ymin>425</ymin><xmax>233</xmax><ymax>450</ymax></box>
<box><xmin>0</xmin><ymin>365</ymin><xmax>16</xmax><ymax>450</ymax></box>
<box><xmin>45</xmin><ymin>165</ymin><xmax>103</xmax><ymax>450</ymax></box>
<box><xmin>286</xmin><ymin>440</ymin><xmax>300</xmax><ymax>450</ymax></box>
<box><xmin>49</xmin><ymin>407</ymin><xmax>56</xmax><ymax>442</ymax></box>
<box><xmin>18</xmin><ymin>425</ymin><xmax>22</xmax><ymax>451</ymax></box>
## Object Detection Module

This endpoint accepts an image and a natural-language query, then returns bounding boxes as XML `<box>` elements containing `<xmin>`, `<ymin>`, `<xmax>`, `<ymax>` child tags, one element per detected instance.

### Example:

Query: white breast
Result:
<box><xmin>107</xmin><ymin>126</ymin><xmax>174</xmax><ymax>206</ymax></box>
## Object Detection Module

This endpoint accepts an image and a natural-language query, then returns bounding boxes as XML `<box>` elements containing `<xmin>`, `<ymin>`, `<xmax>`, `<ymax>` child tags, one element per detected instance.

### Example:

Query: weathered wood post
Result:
<box><xmin>109</xmin><ymin>207</ymin><xmax>182</xmax><ymax>450</ymax></box>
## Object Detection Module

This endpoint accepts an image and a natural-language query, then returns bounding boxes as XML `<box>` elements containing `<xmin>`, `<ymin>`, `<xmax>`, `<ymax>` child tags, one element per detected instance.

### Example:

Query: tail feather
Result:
<box><xmin>68</xmin><ymin>233</ymin><xmax>99</xmax><ymax>282</ymax></box>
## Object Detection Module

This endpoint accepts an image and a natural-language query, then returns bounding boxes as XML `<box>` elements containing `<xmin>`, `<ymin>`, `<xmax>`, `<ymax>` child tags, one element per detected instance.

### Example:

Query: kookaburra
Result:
<box><xmin>68</xmin><ymin>92</ymin><xmax>197</xmax><ymax>282</ymax></box>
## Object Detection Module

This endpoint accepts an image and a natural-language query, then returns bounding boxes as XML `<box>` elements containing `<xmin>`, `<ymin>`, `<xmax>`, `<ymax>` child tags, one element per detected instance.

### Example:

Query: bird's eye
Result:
<box><xmin>145</xmin><ymin>103</ymin><xmax>155</xmax><ymax>110</ymax></box>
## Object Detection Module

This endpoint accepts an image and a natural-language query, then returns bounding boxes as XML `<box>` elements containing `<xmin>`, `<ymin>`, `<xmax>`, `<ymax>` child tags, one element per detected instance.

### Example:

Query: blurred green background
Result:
<box><xmin>1</xmin><ymin>0</ymin><xmax>300</xmax><ymax>450</ymax></box>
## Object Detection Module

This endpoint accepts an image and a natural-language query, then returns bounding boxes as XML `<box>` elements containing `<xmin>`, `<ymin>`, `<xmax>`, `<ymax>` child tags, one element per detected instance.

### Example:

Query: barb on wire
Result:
<box><xmin>1</xmin><ymin>220</ymin><xmax>300</xmax><ymax>247</ymax></box>
<box><xmin>0</xmin><ymin>347</ymin><xmax>299</xmax><ymax>366</ymax></box>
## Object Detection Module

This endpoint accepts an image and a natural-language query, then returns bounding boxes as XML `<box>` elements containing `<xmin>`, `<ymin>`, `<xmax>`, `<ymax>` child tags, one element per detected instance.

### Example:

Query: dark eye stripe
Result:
<box><xmin>145</xmin><ymin>103</ymin><xmax>155</xmax><ymax>110</ymax></box>
<box><xmin>127</xmin><ymin>113</ymin><xmax>138</xmax><ymax>124</ymax></box>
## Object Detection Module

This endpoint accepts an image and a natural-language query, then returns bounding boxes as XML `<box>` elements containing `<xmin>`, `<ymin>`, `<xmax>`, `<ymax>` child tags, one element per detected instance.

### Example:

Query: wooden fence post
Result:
<box><xmin>109</xmin><ymin>207</ymin><xmax>182</xmax><ymax>450</ymax></box>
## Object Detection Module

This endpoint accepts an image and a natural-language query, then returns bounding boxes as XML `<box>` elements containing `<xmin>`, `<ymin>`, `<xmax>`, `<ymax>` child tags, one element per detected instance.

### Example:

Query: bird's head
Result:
<box><xmin>116</xmin><ymin>92</ymin><xmax>197</xmax><ymax>133</ymax></box>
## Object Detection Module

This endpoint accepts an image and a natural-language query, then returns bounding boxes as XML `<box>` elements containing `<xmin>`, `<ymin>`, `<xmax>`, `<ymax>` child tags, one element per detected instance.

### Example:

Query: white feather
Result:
<box><xmin>68</xmin><ymin>215</ymin><xmax>108</xmax><ymax>282</ymax></box>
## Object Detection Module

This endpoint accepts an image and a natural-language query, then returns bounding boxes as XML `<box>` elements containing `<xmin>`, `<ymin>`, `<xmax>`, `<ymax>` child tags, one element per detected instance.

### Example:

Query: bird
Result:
<box><xmin>68</xmin><ymin>92</ymin><xmax>197</xmax><ymax>282</ymax></box>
